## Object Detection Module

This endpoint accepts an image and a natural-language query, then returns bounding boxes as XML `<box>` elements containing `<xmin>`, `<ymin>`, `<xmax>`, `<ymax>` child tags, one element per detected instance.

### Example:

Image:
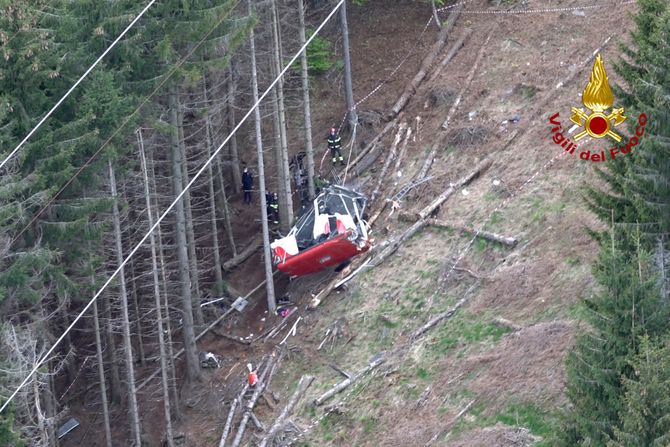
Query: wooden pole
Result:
<box><xmin>389</xmin><ymin>5</ymin><xmax>461</xmax><ymax>118</ymax></box>
<box><xmin>313</xmin><ymin>356</ymin><xmax>384</xmax><ymax>406</ymax></box>
<box><xmin>257</xmin><ymin>375</ymin><xmax>315</xmax><ymax>447</ymax></box>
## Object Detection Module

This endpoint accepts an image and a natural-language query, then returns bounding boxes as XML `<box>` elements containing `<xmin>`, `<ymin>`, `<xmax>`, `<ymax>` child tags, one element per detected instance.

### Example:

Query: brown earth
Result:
<box><xmin>61</xmin><ymin>0</ymin><xmax>640</xmax><ymax>445</ymax></box>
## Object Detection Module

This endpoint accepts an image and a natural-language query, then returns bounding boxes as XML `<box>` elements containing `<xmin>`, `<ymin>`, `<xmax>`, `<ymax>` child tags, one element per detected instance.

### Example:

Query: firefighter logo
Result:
<box><xmin>570</xmin><ymin>53</ymin><xmax>626</xmax><ymax>142</ymax></box>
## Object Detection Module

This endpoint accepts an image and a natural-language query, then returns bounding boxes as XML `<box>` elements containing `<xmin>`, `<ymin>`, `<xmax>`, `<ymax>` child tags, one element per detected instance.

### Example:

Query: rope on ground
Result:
<box><xmin>437</xmin><ymin>0</ymin><xmax>635</xmax><ymax>15</ymax></box>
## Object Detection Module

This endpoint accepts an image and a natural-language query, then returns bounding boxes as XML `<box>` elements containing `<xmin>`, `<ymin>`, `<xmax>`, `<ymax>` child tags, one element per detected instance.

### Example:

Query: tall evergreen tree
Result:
<box><xmin>557</xmin><ymin>230</ymin><xmax>668</xmax><ymax>445</ymax></box>
<box><xmin>588</xmin><ymin>0</ymin><xmax>670</xmax><ymax>239</ymax></box>
<box><xmin>608</xmin><ymin>335</ymin><xmax>670</xmax><ymax>446</ymax></box>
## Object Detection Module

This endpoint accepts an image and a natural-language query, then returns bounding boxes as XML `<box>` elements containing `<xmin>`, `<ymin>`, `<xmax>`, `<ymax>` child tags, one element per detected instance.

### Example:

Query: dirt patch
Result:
<box><xmin>448</xmin><ymin>423</ymin><xmax>539</xmax><ymax>447</ymax></box>
<box><xmin>440</xmin><ymin>320</ymin><xmax>574</xmax><ymax>407</ymax></box>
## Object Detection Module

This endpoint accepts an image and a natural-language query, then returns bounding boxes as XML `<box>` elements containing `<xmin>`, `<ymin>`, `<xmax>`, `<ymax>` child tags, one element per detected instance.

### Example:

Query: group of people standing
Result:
<box><xmin>240</xmin><ymin>126</ymin><xmax>343</xmax><ymax>221</ymax></box>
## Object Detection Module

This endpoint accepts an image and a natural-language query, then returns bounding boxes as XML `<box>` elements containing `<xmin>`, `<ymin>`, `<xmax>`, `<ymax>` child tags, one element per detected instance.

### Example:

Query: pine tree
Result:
<box><xmin>588</xmin><ymin>0</ymin><xmax>670</xmax><ymax>237</ymax></box>
<box><xmin>608</xmin><ymin>335</ymin><xmax>670</xmax><ymax>446</ymax></box>
<box><xmin>557</xmin><ymin>230</ymin><xmax>668</xmax><ymax>445</ymax></box>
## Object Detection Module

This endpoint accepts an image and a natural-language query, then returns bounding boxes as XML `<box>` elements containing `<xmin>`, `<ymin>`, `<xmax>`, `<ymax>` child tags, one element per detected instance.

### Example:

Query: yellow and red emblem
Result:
<box><xmin>570</xmin><ymin>53</ymin><xmax>626</xmax><ymax>142</ymax></box>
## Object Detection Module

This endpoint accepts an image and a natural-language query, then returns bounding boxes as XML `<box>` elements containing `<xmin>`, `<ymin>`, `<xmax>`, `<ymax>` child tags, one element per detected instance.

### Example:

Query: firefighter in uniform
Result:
<box><xmin>327</xmin><ymin>127</ymin><xmax>344</xmax><ymax>166</ymax></box>
<box><xmin>266</xmin><ymin>192</ymin><xmax>279</xmax><ymax>225</ymax></box>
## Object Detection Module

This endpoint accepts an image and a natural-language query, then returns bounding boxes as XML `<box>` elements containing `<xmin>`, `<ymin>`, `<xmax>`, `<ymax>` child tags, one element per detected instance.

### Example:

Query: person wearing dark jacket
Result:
<box><xmin>327</xmin><ymin>127</ymin><xmax>344</xmax><ymax>166</ymax></box>
<box><xmin>266</xmin><ymin>192</ymin><xmax>279</xmax><ymax>225</ymax></box>
<box><xmin>242</xmin><ymin>167</ymin><xmax>253</xmax><ymax>205</ymax></box>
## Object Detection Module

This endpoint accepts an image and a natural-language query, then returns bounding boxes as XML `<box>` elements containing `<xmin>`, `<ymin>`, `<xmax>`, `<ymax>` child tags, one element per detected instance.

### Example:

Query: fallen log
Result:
<box><xmin>340</xmin><ymin>115</ymin><xmax>401</xmax><ymax>177</ymax></box>
<box><xmin>389</xmin><ymin>5</ymin><xmax>462</xmax><ymax>118</ymax></box>
<box><xmin>393</xmin><ymin>124</ymin><xmax>412</xmax><ymax>173</ymax></box>
<box><xmin>231</xmin><ymin>348</ymin><xmax>284</xmax><ymax>447</ymax></box>
<box><xmin>426</xmin><ymin>28</ymin><xmax>473</xmax><ymax>85</ymax></box>
<box><xmin>371</xmin><ymin>123</ymin><xmax>407</xmax><ymax>202</ymax></box>
<box><xmin>137</xmin><ymin>277</ymin><xmax>272</xmax><ymax>392</ymax></box>
<box><xmin>219</xmin><ymin>356</ymin><xmax>270</xmax><ymax>447</ymax></box>
<box><xmin>329</xmin><ymin>364</ymin><xmax>351</xmax><ymax>379</ymax></box>
<box><xmin>211</xmin><ymin>329</ymin><xmax>252</xmax><ymax>345</ymax></box>
<box><xmin>492</xmin><ymin>317</ymin><xmax>522</xmax><ymax>332</ymax></box>
<box><xmin>313</xmin><ymin>355</ymin><xmax>385</xmax><ymax>406</ymax></box>
<box><xmin>309</xmin><ymin>256</ymin><xmax>366</xmax><ymax>309</ymax></box>
<box><xmin>424</xmin><ymin>399</ymin><xmax>476</xmax><ymax>446</ymax></box>
<box><xmin>368</xmin><ymin>201</ymin><xmax>389</xmax><ymax>227</ymax></box>
<box><xmin>351</xmin><ymin>143</ymin><xmax>383</xmax><ymax>178</ymax></box>
<box><xmin>371</xmin><ymin>160</ymin><xmax>491</xmax><ymax>268</ymax></box>
<box><xmin>411</xmin><ymin>296</ymin><xmax>468</xmax><ymax>339</ymax></box>
<box><xmin>219</xmin><ymin>395</ymin><xmax>241</xmax><ymax>447</ymax></box>
<box><xmin>425</xmin><ymin>219</ymin><xmax>518</xmax><ymax>247</ymax></box>
<box><xmin>418</xmin><ymin>158</ymin><xmax>492</xmax><ymax>220</ymax></box>
<box><xmin>417</xmin><ymin>29</ymin><xmax>494</xmax><ymax>180</ymax></box>
<box><xmin>257</xmin><ymin>375</ymin><xmax>315</xmax><ymax>447</ymax></box>
<box><xmin>441</xmin><ymin>28</ymin><xmax>494</xmax><ymax>130</ymax></box>
<box><xmin>312</xmin><ymin>160</ymin><xmax>489</xmax><ymax>309</ymax></box>
<box><xmin>249</xmin><ymin>412</ymin><xmax>265</xmax><ymax>431</ymax></box>
<box><xmin>223</xmin><ymin>234</ymin><xmax>262</xmax><ymax>271</ymax></box>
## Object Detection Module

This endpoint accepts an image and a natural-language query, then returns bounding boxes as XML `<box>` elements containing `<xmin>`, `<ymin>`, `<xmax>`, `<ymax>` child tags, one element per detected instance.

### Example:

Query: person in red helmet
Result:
<box><xmin>327</xmin><ymin>127</ymin><xmax>344</xmax><ymax>166</ymax></box>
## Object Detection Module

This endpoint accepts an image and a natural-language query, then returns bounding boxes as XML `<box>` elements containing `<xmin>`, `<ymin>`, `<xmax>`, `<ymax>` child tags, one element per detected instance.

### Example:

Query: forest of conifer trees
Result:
<box><xmin>0</xmin><ymin>0</ymin><xmax>344</xmax><ymax>444</ymax></box>
<box><xmin>0</xmin><ymin>0</ymin><xmax>668</xmax><ymax>445</ymax></box>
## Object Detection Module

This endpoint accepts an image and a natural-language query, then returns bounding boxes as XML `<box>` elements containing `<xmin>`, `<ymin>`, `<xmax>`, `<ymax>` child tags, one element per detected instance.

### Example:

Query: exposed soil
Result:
<box><xmin>61</xmin><ymin>0</ymin><xmax>641</xmax><ymax>445</ymax></box>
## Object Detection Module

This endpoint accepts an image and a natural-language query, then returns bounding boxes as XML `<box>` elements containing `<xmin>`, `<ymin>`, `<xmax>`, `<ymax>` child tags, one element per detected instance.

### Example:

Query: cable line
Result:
<box><xmin>0</xmin><ymin>0</ymin><xmax>159</xmax><ymax>172</ymax></box>
<box><xmin>0</xmin><ymin>0</ymin><xmax>346</xmax><ymax>416</ymax></box>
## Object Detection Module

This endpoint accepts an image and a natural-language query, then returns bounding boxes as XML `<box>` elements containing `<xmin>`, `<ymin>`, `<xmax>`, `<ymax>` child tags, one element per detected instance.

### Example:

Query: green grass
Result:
<box><xmin>448</xmin><ymin>399</ymin><xmax>556</xmax><ymax>443</ymax></box>
<box><xmin>360</xmin><ymin>415</ymin><xmax>378</xmax><ymax>434</ymax></box>
<box><xmin>565</xmin><ymin>256</ymin><xmax>581</xmax><ymax>266</ymax></box>
<box><xmin>416</xmin><ymin>367</ymin><xmax>431</xmax><ymax>380</ymax></box>
<box><xmin>473</xmin><ymin>236</ymin><xmax>507</xmax><ymax>255</ymax></box>
<box><xmin>431</xmin><ymin>314</ymin><xmax>512</xmax><ymax>356</ymax></box>
<box><xmin>493</xmin><ymin>402</ymin><xmax>553</xmax><ymax>437</ymax></box>
<box><xmin>320</xmin><ymin>414</ymin><xmax>336</xmax><ymax>442</ymax></box>
<box><xmin>489</xmin><ymin>211</ymin><xmax>503</xmax><ymax>226</ymax></box>
<box><xmin>529</xmin><ymin>197</ymin><xmax>567</xmax><ymax>224</ymax></box>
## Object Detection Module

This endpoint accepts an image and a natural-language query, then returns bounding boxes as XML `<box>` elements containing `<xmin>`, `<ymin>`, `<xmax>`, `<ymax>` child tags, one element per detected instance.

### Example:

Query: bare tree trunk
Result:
<box><xmin>92</xmin><ymin>281</ymin><xmax>113</xmax><ymax>447</ymax></box>
<box><xmin>258</xmin><ymin>375</ymin><xmax>314</xmax><ymax>447</ymax></box>
<box><xmin>177</xmin><ymin>100</ymin><xmax>204</xmax><ymax>328</ymax></box>
<box><xmin>169</xmin><ymin>86</ymin><xmax>202</xmax><ymax>385</ymax></box>
<box><xmin>101</xmin><ymin>289</ymin><xmax>121</xmax><ymax>404</ymax></box>
<box><xmin>148</xmin><ymin>143</ymin><xmax>181</xmax><ymax>418</ymax></box>
<box><xmin>371</xmin><ymin>123</ymin><xmax>406</xmax><ymax>202</ymax></box>
<box><xmin>33</xmin><ymin>375</ymin><xmax>49</xmax><ymax>447</ymax></box>
<box><xmin>138</xmin><ymin>131</ymin><xmax>175</xmax><ymax>447</ymax></box>
<box><xmin>431</xmin><ymin>0</ymin><xmax>442</xmax><ymax>28</ymax></box>
<box><xmin>203</xmin><ymin>72</ymin><xmax>236</xmax><ymax>268</ymax></box>
<box><xmin>228</xmin><ymin>61</ymin><xmax>242</xmax><ymax>193</ymax></box>
<box><xmin>44</xmin><ymin>369</ymin><xmax>56</xmax><ymax>447</ymax></box>
<box><xmin>215</xmin><ymin>158</ymin><xmax>237</xmax><ymax>257</ymax></box>
<box><xmin>108</xmin><ymin>159</ymin><xmax>142</xmax><ymax>446</ymax></box>
<box><xmin>202</xmin><ymin>89</ymin><xmax>224</xmax><ymax>293</ymax></box>
<box><xmin>128</xmin><ymin>257</ymin><xmax>145</xmax><ymax>365</ymax></box>
<box><xmin>271</xmin><ymin>0</ymin><xmax>294</xmax><ymax>233</ymax></box>
<box><xmin>298</xmin><ymin>0</ymin><xmax>316</xmax><ymax>199</ymax></box>
<box><xmin>340</xmin><ymin>0</ymin><xmax>357</xmax><ymax>129</ymax></box>
<box><xmin>250</xmin><ymin>0</ymin><xmax>276</xmax><ymax>314</ymax></box>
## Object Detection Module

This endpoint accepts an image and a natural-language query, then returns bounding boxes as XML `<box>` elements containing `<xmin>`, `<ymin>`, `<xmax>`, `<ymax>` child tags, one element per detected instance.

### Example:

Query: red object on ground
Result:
<box><xmin>275</xmin><ymin>231</ymin><xmax>371</xmax><ymax>277</ymax></box>
<box><xmin>248</xmin><ymin>371</ymin><xmax>258</xmax><ymax>387</ymax></box>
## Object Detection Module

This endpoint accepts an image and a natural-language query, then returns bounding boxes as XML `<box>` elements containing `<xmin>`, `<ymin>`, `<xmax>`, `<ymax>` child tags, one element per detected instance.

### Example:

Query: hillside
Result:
<box><xmin>4</xmin><ymin>0</ymin><xmax>644</xmax><ymax>445</ymax></box>
<box><xmin>163</xmin><ymin>1</ymin><xmax>638</xmax><ymax>446</ymax></box>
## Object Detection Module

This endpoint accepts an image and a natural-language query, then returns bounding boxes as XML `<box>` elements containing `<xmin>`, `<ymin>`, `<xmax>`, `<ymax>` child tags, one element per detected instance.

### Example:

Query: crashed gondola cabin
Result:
<box><xmin>270</xmin><ymin>186</ymin><xmax>371</xmax><ymax>277</ymax></box>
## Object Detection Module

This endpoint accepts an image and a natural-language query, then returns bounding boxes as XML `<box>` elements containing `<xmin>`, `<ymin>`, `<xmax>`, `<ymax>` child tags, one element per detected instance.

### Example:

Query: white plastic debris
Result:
<box><xmin>468</xmin><ymin>111</ymin><xmax>477</xmax><ymax>121</ymax></box>
<box><xmin>493</xmin><ymin>179</ymin><xmax>501</xmax><ymax>186</ymax></box>
<box><xmin>462</xmin><ymin>189</ymin><xmax>470</xmax><ymax>196</ymax></box>
<box><xmin>260</xmin><ymin>318</ymin><xmax>266</xmax><ymax>322</ymax></box>
<box><xmin>397</xmin><ymin>171</ymin><xmax>402</xmax><ymax>177</ymax></box>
